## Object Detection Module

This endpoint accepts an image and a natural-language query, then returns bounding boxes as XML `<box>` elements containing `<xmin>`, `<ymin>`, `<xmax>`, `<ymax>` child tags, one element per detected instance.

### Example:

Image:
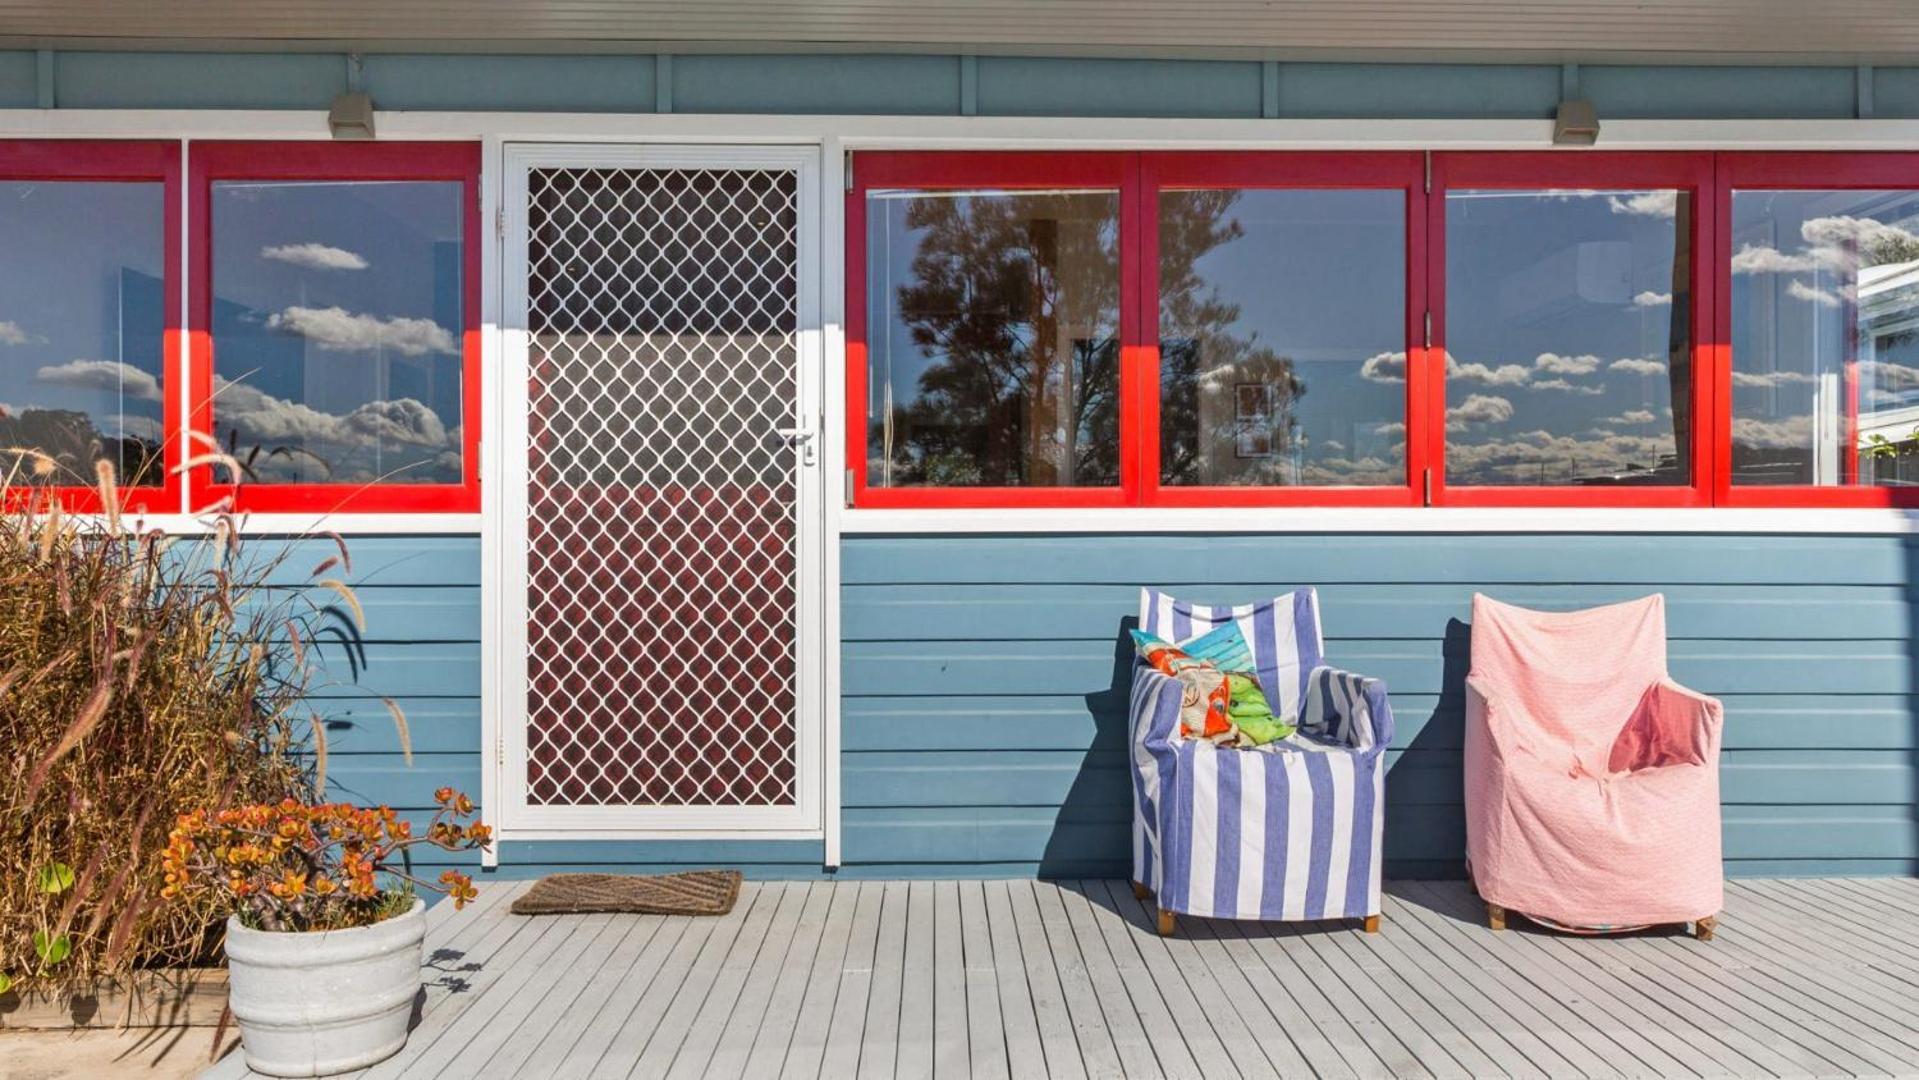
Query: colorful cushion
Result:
<box><xmin>1130</xmin><ymin>630</ymin><xmax>1294</xmax><ymax>747</ymax></box>
<box><xmin>1177</xmin><ymin>621</ymin><xmax>1257</xmax><ymax>675</ymax></box>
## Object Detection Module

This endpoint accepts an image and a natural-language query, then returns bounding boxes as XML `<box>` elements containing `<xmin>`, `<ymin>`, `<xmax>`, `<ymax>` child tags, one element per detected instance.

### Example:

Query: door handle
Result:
<box><xmin>777</xmin><ymin>427</ymin><xmax>818</xmax><ymax>467</ymax></box>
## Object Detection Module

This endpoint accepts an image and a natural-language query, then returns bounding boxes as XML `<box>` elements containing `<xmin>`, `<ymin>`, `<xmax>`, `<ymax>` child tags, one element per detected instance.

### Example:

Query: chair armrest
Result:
<box><xmin>1130</xmin><ymin>664</ymin><xmax>1187</xmax><ymax>758</ymax></box>
<box><xmin>1607</xmin><ymin>678</ymin><xmax>1724</xmax><ymax>774</ymax></box>
<box><xmin>1303</xmin><ymin>666</ymin><xmax>1395</xmax><ymax>754</ymax></box>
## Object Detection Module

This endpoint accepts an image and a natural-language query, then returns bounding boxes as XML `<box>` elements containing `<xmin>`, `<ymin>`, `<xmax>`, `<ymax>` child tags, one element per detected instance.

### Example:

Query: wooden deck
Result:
<box><xmin>206</xmin><ymin>877</ymin><xmax>1919</xmax><ymax>1080</ymax></box>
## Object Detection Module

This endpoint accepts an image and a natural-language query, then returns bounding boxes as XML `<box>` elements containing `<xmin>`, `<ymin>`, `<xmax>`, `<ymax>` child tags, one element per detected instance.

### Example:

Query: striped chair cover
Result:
<box><xmin>1131</xmin><ymin>587</ymin><xmax>1393</xmax><ymax>922</ymax></box>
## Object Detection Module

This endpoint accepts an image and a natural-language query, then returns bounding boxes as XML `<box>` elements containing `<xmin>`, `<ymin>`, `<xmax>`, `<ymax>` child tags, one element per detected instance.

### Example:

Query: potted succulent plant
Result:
<box><xmin>161</xmin><ymin>787</ymin><xmax>491</xmax><ymax>1077</ymax></box>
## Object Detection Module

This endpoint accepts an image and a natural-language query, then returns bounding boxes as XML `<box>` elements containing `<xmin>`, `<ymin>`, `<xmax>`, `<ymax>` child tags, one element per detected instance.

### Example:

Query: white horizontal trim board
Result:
<box><xmin>841</xmin><ymin>507</ymin><xmax>1919</xmax><ymax>535</ymax></box>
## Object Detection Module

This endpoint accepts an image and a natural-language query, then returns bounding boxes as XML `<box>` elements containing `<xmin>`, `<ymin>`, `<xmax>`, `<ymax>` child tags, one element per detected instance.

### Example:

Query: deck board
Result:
<box><xmin>209</xmin><ymin>878</ymin><xmax>1919</xmax><ymax>1080</ymax></box>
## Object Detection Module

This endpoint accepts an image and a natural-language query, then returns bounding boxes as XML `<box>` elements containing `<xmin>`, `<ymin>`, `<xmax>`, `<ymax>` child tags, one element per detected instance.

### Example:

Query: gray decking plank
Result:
<box><xmin>1104</xmin><ymin>883</ymin><xmax>1277</xmax><ymax>1080</ymax></box>
<box><xmin>1737</xmin><ymin>880</ymin><xmax>1919</xmax><ymax>982</ymax></box>
<box><xmin>1730</xmin><ymin>881</ymin><xmax>1919</xmax><ymax>991</ymax></box>
<box><xmin>1005</xmin><ymin>876</ymin><xmax>1091</xmax><ymax>1080</ymax></box>
<box><xmin>1320</xmin><ymin>908</ymin><xmax>1546</xmax><ymax>1080</ymax></box>
<box><xmin>1028</xmin><ymin>880</ymin><xmax>1129</xmax><ymax>1080</ymax></box>
<box><xmin>1405</xmin><ymin>883</ymin><xmax>1752</xmax><ymax>1079</ymax></box>
<box><xmin>857</xmin><ymin>881</ymin><xmax>911</xmax><ymax>1080</ymax></box>
<box><xmin>1057</xmin><ymin>881</ymin><xmax>1198</xmax><ymax>1080</ymax></box>
<box><xmin>695</xmin><ymin>880</ymin><xmax>826</xmax><ymax>1080</ymax></box>
<box><xmin>896</xmin><ymin>880</ymin><xmax>937</xmax><ymax>1080</ymax></box>
<box><xmin>1794</xmin><ymin>879</ymin><xmax>1919</xmax><ymax>949</ymax></box>
<box><xmin>816</xmin><ymin>881</ymin><xmax>885</xmax><ymax>1080</ymax></box>
<box><xmin>579</xmin><ymin>882</ymin><xmax>765</xmax><ymax>1080</ymax></box>
<box><xmin>1200</xmin><ymin>916</ymin><xmax>1365</xmax><ymax>1079</ymax></box>
<box><xmin>981</xmin><ymin>880</ymin><xmax>1048</xmax><ymax>1080</ymax></box>
<box><xmin>1707</xmin><ymin>883</ymin><xmax>1919</xmax><ymax>1045</ymax></box>
<box><xmin>1035</xmin><ymin>881</ymin><xmax>1155</xmax><ymax>1079</ymax></box>
<box><xmin>514</xmin><ymin>915</ymin><xmax>672</xmax><ymax>1080</ymax></box>
<box><xmin>1083</xmin><ymin>881</ymin><xmax>1242</xmax><ymax>1080</ymax></box>
<box><xmin>1834</xmin><ymin>877</ymin><xmax>1919</xmax><ymax>917</ymax></box>
<box><xmin>1217</xmin><ymin>915</ymin><xmax>1419</xmax><ymax>1080</ymax></box>
<box><xmin>736</xmin><ymin>881</ymin><xmax>837</xmax><ymax>1080</ymax></box>
<box><xmin>384</xmin><ymin>913</ymin><xmax>571</xmax><ymax>1078</ymax></box>
<box><xmin>1282</xmin><ymin>920</ymin><xmax>1472</xmax><ymax>1079</ymax></box>
<box><xmin>1382</xmin><ymin>886</ymin><xmax>1620</xmax><ymax>1079</ymax></box>
<box><xmin>770</xmin><ymin>880</ymin><xmax>862</xmax><ymax>1080</ymax></box>
<box><xmin>434</xmin><ymin>914</ymin><xmax>624</xmax><ymax>1078</ymax></box>
<box><xmin>543</xmin><ymin>917</ymin><xmax>691</xmax><ymax>1080</ymax></box>
<box><xmin>647</xmin><ymin>880</ymin><xmax>793</xmax><ymax>1080</ymax></box>
<box><xmin>1373</xmin><ymin>889</ymin><xmax>1588</xmax><ymax>1080</ymax></box>
<box><xmin>1158</xmin><ymin>911</ymin><xmax>1311</xmax><ymax>1078</ymax></box>
<box><xmin>930</xmin><ymin>880</ymin><xmax>971</xmax><ymax>1080</ymax></box>
<box><xmin>1312</xmin><ymin>921</ymin><xmax>1503</xmax><ymax>1079</ymax></box>
<box><xmin>957</xmin><ymin>880</ymin><xmax>1010</xmax><ymax>1080</ymax></box>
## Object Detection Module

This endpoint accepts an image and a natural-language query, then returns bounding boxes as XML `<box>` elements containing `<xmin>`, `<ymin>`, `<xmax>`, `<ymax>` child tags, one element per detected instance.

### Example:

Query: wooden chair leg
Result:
<box><xmin>1131</xmin><ymin>880</ymin><xmax>1152</xmax><ymax>901</ymax></box>
<box><xmin>1156</xmin><ymin>908</ymin><xmax>1177</xmax><ymax>937</ymax></box>
<box><xmin>1693</xmin><ymin>915</ymin><xmax>1717</xmax><ymax>941</ymax></box>
<box><xmin>1486</xmin><ymin>902</ymin><xmax>1507</xmax><ymax>931</ymax></box>
<box><xmin>1362</xmin><ymin>915</ymin><xmax>1381</xmax><ymax>934</ymax></box>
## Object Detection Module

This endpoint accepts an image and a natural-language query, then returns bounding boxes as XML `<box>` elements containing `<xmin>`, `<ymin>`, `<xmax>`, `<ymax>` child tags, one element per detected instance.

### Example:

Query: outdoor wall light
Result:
<box><xmin>327</xmin><ymin>92</ymin><xmax>376</xmax><ymax>139</ymax></box>
<box><xmin>1552</xmin><ymin>99</ymin><xmax>1601</xmax><ymax>146</ymax></box>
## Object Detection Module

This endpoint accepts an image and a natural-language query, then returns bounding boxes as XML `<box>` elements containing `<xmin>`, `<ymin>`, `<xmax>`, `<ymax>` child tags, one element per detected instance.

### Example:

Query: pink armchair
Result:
<box><xmin>1463</xmin><ymin>593</ymin><xmax>1724</xmax><ymax>938</ymax></box>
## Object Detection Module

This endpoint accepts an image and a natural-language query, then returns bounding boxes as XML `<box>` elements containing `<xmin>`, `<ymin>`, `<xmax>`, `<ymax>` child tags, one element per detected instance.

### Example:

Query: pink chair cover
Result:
<box><xmin>1464</xmin><ymin>593</ymin><xmax>1724</xmax><ymax>927</ymax></box>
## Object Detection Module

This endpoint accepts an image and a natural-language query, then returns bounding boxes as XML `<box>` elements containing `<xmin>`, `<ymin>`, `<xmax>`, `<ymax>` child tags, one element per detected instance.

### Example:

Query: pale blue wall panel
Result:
<box><xmin>1582</xmin><ymin>64</ymin><xmax>1857</xmax><ymax>118</ymax></box>
<box><xmin>53</xmin><ymin>51</ymin><xmax>346</xmax><ymax>109</ymax></box>
<box><xmin>1275</xmin><ymin>63</ymin><xmax>1559</xmax><ymax>118</ymax></box>
<box><xmin>362</xmin><ymin>54</ymin><xmax>656</xmax><ymax>112</ymax></box>
<box><xmin>976</xmin><ymin>57</ymin><xmax>1261</xmax><ymax>117</ymax></box>
<box><xmin>1872</xmin><ymin>67</ymin><xmax>1919</xmax><ymax>117</ymax></box>
<box><xmin>0</xmin><ymin>52</ymin><xmax>36</xmax><ymax>107</ymax></box>
<box><xmin>673</xmin><ymin>54</ymin><xmax>959</xmax><ymax>114</ymax></box>
<box><xmin>840</xmin><ymin>532</ymin><xmax>1919</xmax><ymax>878</ymax></box>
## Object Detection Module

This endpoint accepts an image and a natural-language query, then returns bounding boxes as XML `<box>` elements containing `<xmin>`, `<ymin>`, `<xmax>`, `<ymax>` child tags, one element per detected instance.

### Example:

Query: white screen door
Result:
<box><xmin>499</xmin><ymin>144</ymin><xmax>821</xmax><ymax>834</ymax></box>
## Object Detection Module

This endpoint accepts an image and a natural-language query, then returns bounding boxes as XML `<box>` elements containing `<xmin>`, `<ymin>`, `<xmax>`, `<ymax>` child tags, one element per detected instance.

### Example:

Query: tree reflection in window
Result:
<box><xmin>866</xmin><ymin>189</ymin><xmax>1120</xmax><ymax>488</ymax></box>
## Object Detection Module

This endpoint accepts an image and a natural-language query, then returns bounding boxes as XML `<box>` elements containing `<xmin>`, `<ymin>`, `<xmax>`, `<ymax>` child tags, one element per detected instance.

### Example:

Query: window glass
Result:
<box><xmin>211</xmin><ymin>180</ymin><xmax>465</xmax><ymax>485</ymax></box>
<box><xmin>1160</xmin><ymin>188</ymin><xmax>1405</xmax><ymax>487</ymax></box>
<box><xmin>0</xmin><ymin>181</ymin><xmax>166</xmax><ymax>487</ymax></box>
<box><xmin>1730</xmin><ymin>189</ymin><xmax>1919</xmax><ymax>486</ymax></box>
<box><xmin>1444</xmin><ymin>188</ymin><xmax>1692</xmax><ymax>486</ymax></box>
<box><xmin>864</xmin><ymin>188</ymin><xmax>1120</xmax><ymax>488</ymax></box>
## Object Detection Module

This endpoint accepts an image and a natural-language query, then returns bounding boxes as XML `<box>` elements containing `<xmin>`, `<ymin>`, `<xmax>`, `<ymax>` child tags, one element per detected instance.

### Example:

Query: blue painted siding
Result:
<box><xmin>2</xmin><ymin>49</ymin><xmax>1915</xmax><ymax>119</ymax></box>
<box><xmin>268</xmin><ymin>532</ymin><xmax>1919</xmax><ymax>880</ymax></box>
<box><xmin>840</xmin><ymin>533</ymin><xmax>1919</xmax><ymax>879</ymax></box>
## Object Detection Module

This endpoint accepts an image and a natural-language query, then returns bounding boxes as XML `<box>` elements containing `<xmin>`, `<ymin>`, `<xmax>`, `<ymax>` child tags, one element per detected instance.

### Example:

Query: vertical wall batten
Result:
<box><xmin>655</xmin><ymin>53</ymin><xmax>673</xmax><ymax>113</ymax></box>
<box><xmin>34</xmin><ymin>49</ymin><xmax>52</xmax><ymax>107</ymax></box>
<box><xmin>959</xmin><ymin>54</ymin><xmax>978</xmax><ymax>116</ymax></box>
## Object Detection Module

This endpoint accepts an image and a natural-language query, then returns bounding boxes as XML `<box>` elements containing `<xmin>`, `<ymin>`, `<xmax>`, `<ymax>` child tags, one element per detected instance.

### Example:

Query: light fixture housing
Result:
<box><xmin>1552</xmin><ymin>99</ymin><xmax>1600</xmax><ymax>147</ymax></box>
<box><xmin>327</xmin><ymin>92</ymin><xmax>376</xmax><ymax>140</ymax></box>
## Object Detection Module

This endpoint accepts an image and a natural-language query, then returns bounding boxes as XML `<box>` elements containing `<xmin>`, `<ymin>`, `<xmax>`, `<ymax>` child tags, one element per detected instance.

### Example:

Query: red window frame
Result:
<box><xmin>1712</xmin><ymin>152</ymin><xmax>1919</xmax><ymax>509</ymax></box>
<box><xmin>0</xmin><ymin>140</ymin><xmax>181</xmax><ymax>515</ymax></box>
<box><xmin>847</xmin><ymin>151</ymin><xmax>1139</xmax><ymax>508</ymax></box>
<box><xmin>1428</xmin><ymin>151</ymin><xmax>1717</xmax><ymax>508</ymax></box>
<box><xmin>1138</xmin><ymin>151</ymin><xmax>1429</xmax><ymax>507</ymax></box>
<box><xmin>188</xmin><ymin>141</ymin><xmax>481</xmax><ymax>515</ymax></box>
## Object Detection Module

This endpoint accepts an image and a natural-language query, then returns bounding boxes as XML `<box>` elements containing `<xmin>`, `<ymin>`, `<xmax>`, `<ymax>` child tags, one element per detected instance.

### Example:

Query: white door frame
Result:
<box><xmin>492</xmin><ymin>141</ymin><xmax>826</xmax><ymax>840</ymax></box>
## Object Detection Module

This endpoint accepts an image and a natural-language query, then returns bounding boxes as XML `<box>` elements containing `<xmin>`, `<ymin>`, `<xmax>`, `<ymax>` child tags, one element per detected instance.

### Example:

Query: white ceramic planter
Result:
<box><xmin>224</xmin><ymin>899</ymin><xmax>426</xmax><ymax>1077</ymax></box>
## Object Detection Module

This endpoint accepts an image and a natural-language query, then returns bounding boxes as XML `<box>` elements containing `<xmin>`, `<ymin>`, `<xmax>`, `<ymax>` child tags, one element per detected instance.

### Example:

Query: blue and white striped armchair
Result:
<box><xmin>1129</xmin><ymin>587</ymin><xmax>1394</xmax><ymax>935</ymax></box>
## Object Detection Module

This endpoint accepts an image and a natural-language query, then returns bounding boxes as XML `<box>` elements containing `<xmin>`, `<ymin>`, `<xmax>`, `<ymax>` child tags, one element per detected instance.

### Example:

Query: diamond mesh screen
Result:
<box><xmin>524</xmin><ymin>166</ymin><xmax>800</xmax><ymax>807</ymax></box>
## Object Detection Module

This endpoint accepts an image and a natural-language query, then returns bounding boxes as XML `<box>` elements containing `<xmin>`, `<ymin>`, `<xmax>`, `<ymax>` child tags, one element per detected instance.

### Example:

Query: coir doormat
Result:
<box><xmin>509</xmin><ymin>870</ymin><xmax>742</xmax><ymax>916</ymax></box>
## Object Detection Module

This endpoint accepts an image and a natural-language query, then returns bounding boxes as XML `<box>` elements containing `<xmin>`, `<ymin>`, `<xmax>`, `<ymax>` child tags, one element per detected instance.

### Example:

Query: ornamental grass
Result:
<box><xmin>0</xmin><ymin>453</ymin><xmax>400</xmax><ymax>991</ymax></box>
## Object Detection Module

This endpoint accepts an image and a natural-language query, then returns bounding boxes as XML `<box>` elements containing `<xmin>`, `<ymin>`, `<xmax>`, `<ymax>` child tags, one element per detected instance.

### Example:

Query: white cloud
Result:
<box><xmin>1786</xmin><ymin>279</ymin><xmax>1843</xmax><ymax>307</ymax></box>
<box><xmin>1604</xmin><ymin>409</ymin><xmax>1657</xmax><ymax>425</ymax></box>
<box><xmin>1447</xmin><ymin>393</ymin><xmax>1514</xmax><ymax>430</ymax></box>
<box><xmin>1448</xmin><ymin>358</ymin><xmax>1531</xmax><ymax>386</ymax></box>
<box><xmin>1608</xmin><ymin>190</ymin><xmax>1680</xmax><ymax>219</ymax></box>
<box><xmin>1359</xmin><ymin>350</ymin><xmax>1407</xmax><ymax>384</ymax></box>
<box><xmin>1731</xmin><ymin>369</ymin><xmax>1818</xmax><ymax>388</ymax></box>
<box><xmin>1446</xmin><ymin>427</ymin><xmax>1677</xmax><ymax>484</ymax></box>
<box><xmin>116</xmin><ymin>415</ymin><xmax>166</xmax><ymax>444</ymax></box>
<box><xmin>1531</xmin><ymin>378</ymin><xmax>1605</xmax><ymax>396</ymax></box>
<box><xmin>1732</xmin><ymin>415</ymin><xmax>1814</xmax><ymax>449</ymax></box>
<box><xmin>0</xmin><ymin>320</ymin><xmax>38</xmax><ymax>346</ymax></box>
<box><xmin>1632</xmin><ymin>291</ymin><xmax>1672</xmax><ymax>308</ymax></box>
<box><xmin>1373</xmin><ymin>421</ymin><xmax>1406</xmax><ymax>437</ymax></box>
<box><xmin>217</xmin><ymin>378</ymin><xmax>450</xmax><ymax>453</ymax></box>
<box><xmin>34</xmin><ymin>359</ymin><xmax>163</xmax><ymax>402</ymax></box>
<box><xmin>1609</xmin><ymin>357</ymin><xmax>1669</xmax><ymax>377</ymax></box>
<box><xmin>1532</xmin><ymin>352</ymin><xmax>1602</xmax><ymax>376</ymax></box>
<box><xmin>1731</xmin><ymin>245</ymin><xmax>1822</xmax><ymax>275</ymax></box>
<box><xmin>266</xmin><ymin>306</ymin><xmax>457</xmax><ymax>357</ymax></box>
<box><xmin>260</xmin><ymin>243</ymin><xmax>369</xmax><ymax>272</ymax></box>
<box><xmin>1800</xmin><ymin>214</ymin><xmax>1919</xmax><ymax>254</ymax></box>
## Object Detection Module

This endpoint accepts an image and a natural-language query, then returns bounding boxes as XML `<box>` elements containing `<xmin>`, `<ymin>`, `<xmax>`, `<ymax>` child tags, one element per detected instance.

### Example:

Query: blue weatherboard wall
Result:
<box><xmin>0</xmin><ymin>49</ymin><xmax>1917</xmax><ymax>119</ymax></box>
<box><xmin>840</xmin><ymin>534</ymin><xmax>1919</xmax><ymax>879</ymax></box>
<box><xmin>288</xmin><ymin>525</ymin><xmax>1918</xmax><ymax>880</ymax></box>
